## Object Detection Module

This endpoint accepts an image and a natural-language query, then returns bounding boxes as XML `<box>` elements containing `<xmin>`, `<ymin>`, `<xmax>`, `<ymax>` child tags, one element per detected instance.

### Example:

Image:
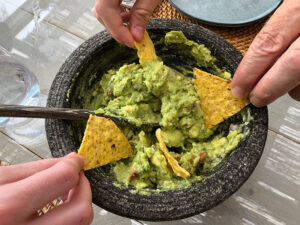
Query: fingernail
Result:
<box><xmin>65</xmin><ymin>152</ymin><xmax>84</xmax><ymax>168</ymax></box>
<box><xmin>65</xmin><ymin>152</ymin><xmax>76</xmax><ymax>157</ymax></box>
<box><xmin>249</xmin><ymin>94</ymin><xmax>265</xmax><ymax>107</ymax></box>
<box><xmin>133</xmin><ymin>25</ymin><xmax>144</xmax><ymax>41</ymax></box>
<box><xmin>249</xmin><ymin>95</ymin><xmax>260</xmax><ymax>107</ymax></box>
<box><xmin>232</xmin><ymin>86</ymin><xmax>247</xmax><ymax>98</ymax></box>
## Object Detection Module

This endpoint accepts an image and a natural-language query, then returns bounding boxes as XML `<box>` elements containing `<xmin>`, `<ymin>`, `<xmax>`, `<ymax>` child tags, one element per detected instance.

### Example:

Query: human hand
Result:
<box><xmin>231</xmin><ymin>0</ymin><xmax>300</xmax><ymax>107</ymax></box>
<box><xmin>94</xmin><ymin>0</ymin><xmax>162</xmax><ymax>48</ymax></box>
<box><xmin>0</xmin><ymin>153</ymin><xmax>93</xmax><ymax>225</ymax></box>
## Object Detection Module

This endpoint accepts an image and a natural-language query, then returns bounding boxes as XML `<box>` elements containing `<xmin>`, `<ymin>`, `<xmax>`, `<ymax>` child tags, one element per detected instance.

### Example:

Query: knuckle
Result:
<box><xmin>133</xmin><ymin>8</ymin><xmax>152</xmax><ymax>23</ymax></box>
<box><xmin>252</xmin><ymin>31</ymin><xmax>284</xmax><ymax>56</ymax></box>
<box><xmin>77</xmin><ymin>203</ymin><xmax>94</xmax><ymax>225</ymax></box>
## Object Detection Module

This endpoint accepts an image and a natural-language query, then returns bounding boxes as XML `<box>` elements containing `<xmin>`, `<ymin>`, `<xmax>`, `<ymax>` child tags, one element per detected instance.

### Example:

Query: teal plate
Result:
<box><xmin>169</xmin><ymin>0</ymin><xmax>282</xmax><ymax>27</ymax></box>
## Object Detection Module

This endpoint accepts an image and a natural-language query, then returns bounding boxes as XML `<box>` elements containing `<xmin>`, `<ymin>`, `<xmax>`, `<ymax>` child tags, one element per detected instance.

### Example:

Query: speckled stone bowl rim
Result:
<box><xmin>46</xmin><ymin>18</ymin><xmax>268</xmax><ymax>221</ymax></box>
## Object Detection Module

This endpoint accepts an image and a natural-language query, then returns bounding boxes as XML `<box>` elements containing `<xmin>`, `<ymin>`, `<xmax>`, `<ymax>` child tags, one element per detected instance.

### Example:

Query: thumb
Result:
<box><xmin>129</xmin><ymin>0</ymin><xmax>162</xmax><ymax>42</ymax></box>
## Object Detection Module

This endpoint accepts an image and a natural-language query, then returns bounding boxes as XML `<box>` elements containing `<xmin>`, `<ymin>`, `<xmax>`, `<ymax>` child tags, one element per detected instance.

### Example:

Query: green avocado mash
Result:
<box><xmin>70</xmin><ymin>31</ymin><xmax>251</xmax><ymax>192</ymax></box>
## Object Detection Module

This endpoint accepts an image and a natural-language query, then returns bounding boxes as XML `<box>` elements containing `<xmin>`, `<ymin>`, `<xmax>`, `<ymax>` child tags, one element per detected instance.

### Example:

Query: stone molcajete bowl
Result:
<box><xmin>46</xmin><ymin>18</ymin><xmax>268</xmax><ymax>221</ymax></box>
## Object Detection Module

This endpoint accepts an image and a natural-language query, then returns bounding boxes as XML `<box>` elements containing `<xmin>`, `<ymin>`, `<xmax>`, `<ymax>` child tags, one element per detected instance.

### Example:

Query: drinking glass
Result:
<box><xmin>0</xmin><ymin>46</ymin><xmax>40</xmax><ymax>127</ymax></box>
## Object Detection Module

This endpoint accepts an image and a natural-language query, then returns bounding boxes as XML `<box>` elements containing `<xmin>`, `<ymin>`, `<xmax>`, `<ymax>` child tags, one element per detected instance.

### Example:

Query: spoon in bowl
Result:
<box><xmin>0</xmin><ymin>105</ymin><xmax>159</xmax><ymax>128</ymax></box>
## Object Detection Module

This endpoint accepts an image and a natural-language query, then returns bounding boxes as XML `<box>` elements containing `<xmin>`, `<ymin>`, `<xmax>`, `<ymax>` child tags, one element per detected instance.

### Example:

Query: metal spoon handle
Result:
<box><xmin>0</xmin><ymin>105</ymin><xmax>93</xmax><ymax>120</ymax></box>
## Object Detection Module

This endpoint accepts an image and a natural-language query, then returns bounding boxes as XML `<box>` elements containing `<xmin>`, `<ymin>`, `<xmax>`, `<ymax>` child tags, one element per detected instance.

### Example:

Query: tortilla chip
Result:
<box><xmin>193</xmin><ymin>68</ymin><xmax>250</xmax><ymax>128</ymax></box>
<box><xmin>134</xmin><ymin>31</ymin><xmax>157</xmax><ymax>64</ymax></box>
<box><xmin>78</xmin><ymin>115</ymin><xmax>133</xmax><ymax>170</ymax></box>
<box><xmin>155</xmin><ymin>129</ymin><xmax>190</xmax><ymax>178</ymax></box>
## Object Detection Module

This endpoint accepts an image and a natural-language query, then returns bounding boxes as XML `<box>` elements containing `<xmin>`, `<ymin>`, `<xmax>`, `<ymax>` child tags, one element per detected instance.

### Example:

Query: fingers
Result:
<box><xmin>249</xmin><ymin>36</ymin><xmax>300</xmax><ymax>106</ymax></box>
<box><xmin>120</xmin><ymin>11</ymin><xmax>131</xmax><ymax>22</ymax></box>
<box><xmin>3</xmin><ymin>153</ymin><xmax>84</xmax><ymax>218</ymax></box>
<box><xmin>0</xmin><ymin>158</ymin><xmax>61</xmax><ymax>184</ymax></box>
<box><xmin>94</xmin><ymin>0</ymin><xmax>134</xmax><ymax>47</ymax></box>
<box><xmin>129</xmin><ymin>0</ymin><xmax>162</xmax><ymax>42</ymax></box>
<box><xmin>28</xmin><ymin>173</ymin><xmax>93</xmax><ymax>225</ymax></box>
<box><xmin>231</xmin><ymin>1</ymin><xmax>300</xmax><ymax>99</ymax></box>
<box><xmin>94</xmin><ymin>0</ymin><xmax>161</xmax><ymax>46</ymax></box>
<box><xmin>0</xmin><ymin>153</ymin><xmax>78</xmax><ymax>185</ymax></box>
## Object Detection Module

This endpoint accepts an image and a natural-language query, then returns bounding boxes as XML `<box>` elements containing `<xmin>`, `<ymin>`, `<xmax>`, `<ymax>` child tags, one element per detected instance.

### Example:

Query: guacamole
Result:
<box><xmin>71</xmin><ymin>31</ymin><xmax>251</xmax><ymax>191</ymax></box>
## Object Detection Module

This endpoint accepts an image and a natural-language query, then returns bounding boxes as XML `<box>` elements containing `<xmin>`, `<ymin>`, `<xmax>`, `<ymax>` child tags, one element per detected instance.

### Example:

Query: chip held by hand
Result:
<box><xmin>193</xmin><ymin>68</ymin><xmax>250</xmax><ymax>128</ymax></box>
<box><xmin>78</xmin><ymin>115</ymin><xmax>133</xmax><ymax>170</ymax></box>
<box><xmin>134</xmin><ymin>31</ymin><xmax>157</xmax><ymax>64</ymax></box>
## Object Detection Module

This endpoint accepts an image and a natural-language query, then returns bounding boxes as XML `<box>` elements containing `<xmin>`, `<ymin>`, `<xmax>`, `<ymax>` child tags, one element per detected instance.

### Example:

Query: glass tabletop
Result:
<box><xmin>0</xmin><ymin>1</ymin><xmax>299</xmax><ymax>224</ymax></box>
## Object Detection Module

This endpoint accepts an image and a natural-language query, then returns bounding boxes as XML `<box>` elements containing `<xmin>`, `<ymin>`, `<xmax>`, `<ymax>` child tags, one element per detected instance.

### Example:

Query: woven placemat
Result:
<box><xmin>152</xmin><ymin>0</ymin><xmax>268</xmax><ymax>55</ymax></box>
<box><xmin>0</xmin><ymin>160</ymin><xmax>60</xmax><ymax>215</ymax></box>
